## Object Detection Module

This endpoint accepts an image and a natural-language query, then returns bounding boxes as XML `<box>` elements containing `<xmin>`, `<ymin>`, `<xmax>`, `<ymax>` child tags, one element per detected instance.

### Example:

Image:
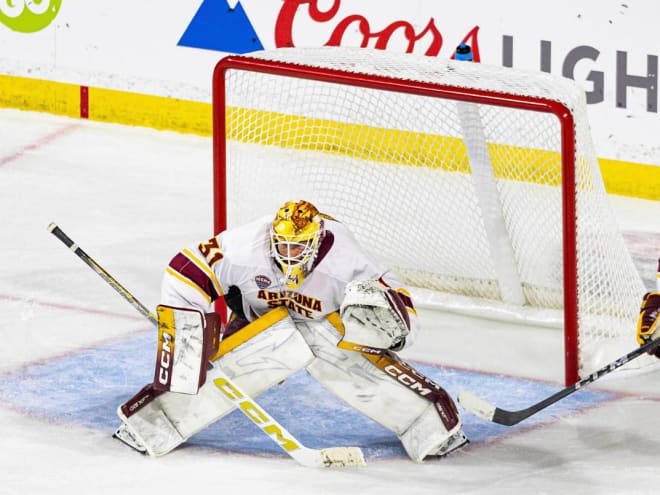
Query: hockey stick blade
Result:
<box><xmin>48</xmin><ymin>222</ymin><xmax>366</xmax><ymax>468</ymax></box>
<box><xmin>458</xmin><ymin>336</ymin><xmax>660</xmax><ymax>426</ymax></box>
<box><xmin>212</xmin><ymin>371</ymin><xmax>365</xmax><ymax>468</ymax></box>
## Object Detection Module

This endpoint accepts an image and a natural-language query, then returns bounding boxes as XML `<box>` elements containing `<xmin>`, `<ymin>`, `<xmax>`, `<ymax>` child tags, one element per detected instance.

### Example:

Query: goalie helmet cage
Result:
<box><xmin>211</xmin><ymin>46</ymin><xmax>646</xmax><ymax>385</ymax></box>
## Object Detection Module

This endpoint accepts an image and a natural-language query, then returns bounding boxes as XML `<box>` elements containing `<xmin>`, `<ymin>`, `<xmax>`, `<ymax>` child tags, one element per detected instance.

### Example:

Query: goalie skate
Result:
<box><xmin>113</xmin><ymin>422</ymin><xmax>147</xmax><ymax>455</ymax></box>
<box><xmin>430</xmin><ymin>430</ymin><xmax>469</xmax><ymax>459</ymax></box>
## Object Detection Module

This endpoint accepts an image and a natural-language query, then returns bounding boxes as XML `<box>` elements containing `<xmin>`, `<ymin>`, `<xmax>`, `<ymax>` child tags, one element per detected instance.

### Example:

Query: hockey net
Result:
<box><xmin>212</xmin><ymin>46</ymin><xmax>647</xmax><ymax>385</ymax></box>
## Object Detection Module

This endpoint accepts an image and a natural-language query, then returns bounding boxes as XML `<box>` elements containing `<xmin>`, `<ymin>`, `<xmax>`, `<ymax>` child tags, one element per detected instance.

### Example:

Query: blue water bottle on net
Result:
<box><xmin>455</xmin><ymin>42</ymin><xmax>473</xmax><ymax>61</ymax></box>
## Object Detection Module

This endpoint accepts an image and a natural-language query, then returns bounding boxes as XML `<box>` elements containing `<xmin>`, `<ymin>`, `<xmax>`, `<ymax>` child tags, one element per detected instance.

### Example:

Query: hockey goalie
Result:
<box><xmin>113</xmin><ymin>200</ymin><xmax>468</xmax><ymax>462</ymax></box>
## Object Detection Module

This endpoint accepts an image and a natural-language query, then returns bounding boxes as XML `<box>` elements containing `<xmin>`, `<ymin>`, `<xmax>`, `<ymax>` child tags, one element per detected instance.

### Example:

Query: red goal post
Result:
<box><xmin>211</xmin><ymin>47</ymin><xmax>646</xmax><ymax>385</ymax></box>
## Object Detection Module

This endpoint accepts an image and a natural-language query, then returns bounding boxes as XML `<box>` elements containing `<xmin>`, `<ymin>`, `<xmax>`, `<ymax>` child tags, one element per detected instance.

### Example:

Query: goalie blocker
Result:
<box><xmin>115</xmin><ymin>304</ymin><xmax>467</xmax><ymax>462</ymax></box>
<box><xmin>152</xmin><ymin>305</ymin><xmax>222</xmax><ymax>394</ymax></box>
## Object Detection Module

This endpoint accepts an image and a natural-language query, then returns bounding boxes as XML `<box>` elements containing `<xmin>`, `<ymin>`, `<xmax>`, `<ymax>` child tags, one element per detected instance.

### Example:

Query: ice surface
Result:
<box><xmin>1</xmin><ymin>109</ymin><xmax>660</xmax><ymax>495</ymax></box>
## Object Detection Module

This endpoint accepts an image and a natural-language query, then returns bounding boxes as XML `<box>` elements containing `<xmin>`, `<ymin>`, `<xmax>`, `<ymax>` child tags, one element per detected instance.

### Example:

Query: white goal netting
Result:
<box><xmin>213</xmin><ymin>46</ymin><xmax>647</xmax><ymax>382</ymax></box>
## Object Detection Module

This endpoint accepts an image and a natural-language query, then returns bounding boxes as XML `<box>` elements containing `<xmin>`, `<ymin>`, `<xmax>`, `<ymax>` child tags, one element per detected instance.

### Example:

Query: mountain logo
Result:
<box><xmin>178</xmin><ymin>0</ymin><xmax>264</xmax><ymax>54</ymax></box>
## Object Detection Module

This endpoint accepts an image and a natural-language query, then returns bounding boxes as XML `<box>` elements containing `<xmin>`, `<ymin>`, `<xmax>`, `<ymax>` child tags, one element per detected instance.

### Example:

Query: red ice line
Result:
<box><xmin>0</xmin><ymin>293</ymin><xmax>143</xmax><ymax>321</ymax></box>
<box><xmin>0</xmin><ymin>122</ymin><xmax>80</xmax><ymax>168</ymax></box>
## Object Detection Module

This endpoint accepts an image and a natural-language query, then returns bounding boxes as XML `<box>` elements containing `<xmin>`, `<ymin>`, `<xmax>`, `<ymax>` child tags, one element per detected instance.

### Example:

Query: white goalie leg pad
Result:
<box><xmin>340</xmin><ymin>279</ymin><xmax>410</xmax><ymax>349</ymax></box>
<box><xmin>399</xmin><ymin>403</ymin><xmax>465</xmax><ymax>462</ymax></box>
<box><xmin>118</xmin><ymin>307</ymin><xmax>314</xmax><ymax>456</ymax></box>
<box><xmin>117</xmin><ymin>386</ymin><xmax>183</xmax><ymax>456</ymax></box>
<box><xmin>298</xmin><ymin>317</ymin><xmax>463</xmax><ymax>462</ymax></box>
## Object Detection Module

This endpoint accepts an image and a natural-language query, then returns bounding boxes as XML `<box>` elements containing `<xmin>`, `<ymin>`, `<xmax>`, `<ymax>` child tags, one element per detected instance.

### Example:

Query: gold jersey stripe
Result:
<box><xmin>181</xmin><ymin>247</ymin><xmax>224</xmax><ymax>296</ymax></box>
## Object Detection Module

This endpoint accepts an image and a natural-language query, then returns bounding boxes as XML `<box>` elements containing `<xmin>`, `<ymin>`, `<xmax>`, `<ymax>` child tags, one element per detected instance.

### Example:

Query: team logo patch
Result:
<box><xmin>255</xmin><ymin>275</ymin><xmax>272</xmax><ymax>289</ymax></box>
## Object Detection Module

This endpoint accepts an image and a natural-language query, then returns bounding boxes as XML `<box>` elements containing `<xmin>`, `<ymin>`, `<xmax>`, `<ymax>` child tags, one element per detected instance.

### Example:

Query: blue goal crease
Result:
<box><xmin>0</xmin><ymin>333</ymin><xmax>613</xmax><ymax>459</ymax></box>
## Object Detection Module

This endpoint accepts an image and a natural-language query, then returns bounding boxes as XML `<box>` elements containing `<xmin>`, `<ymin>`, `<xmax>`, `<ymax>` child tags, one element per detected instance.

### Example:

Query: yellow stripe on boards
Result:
<box><xmin>88</xmin><ymin>86</ymin><xmax>211</xmax><ymax>135</ymax></box>
<box><xmin>0</xmin><ymin>74</ymin><xmax>212</xmax><ymax>135</ymax></box>
<box><xmin>226</xmin><ymin>107</ymin><xmax>565</xmax><ymax>186</ymax></box>
<box><xmin>1</xmin><ymin>74</ymin><xmax>658</xmax><ymax>200</ymax></box>
<box><xmin>0</xmin><ymin>74</ymin><xmax>80</xmax><ymax>117</ymax></box>
<box><xmin>227</xmin><ymin>107</ymin><xmax>660</xmax><ymax>197</ymax></box>
<box><xmin>600</xmin><ymin>158</ymin><xmax>660</xmax><ymax>201</ymax></box>
<box><xmin>226</xmin><ymin>107</ymin><xmax>471</xmax><ymax>172</ymax></box>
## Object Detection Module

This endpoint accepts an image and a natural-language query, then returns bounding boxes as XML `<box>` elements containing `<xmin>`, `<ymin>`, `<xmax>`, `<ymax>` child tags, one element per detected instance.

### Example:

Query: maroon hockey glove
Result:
<box><xmin>636</xmin><ymin>292</ymin><xmax>660</xmax><ymax>358</ymax></box>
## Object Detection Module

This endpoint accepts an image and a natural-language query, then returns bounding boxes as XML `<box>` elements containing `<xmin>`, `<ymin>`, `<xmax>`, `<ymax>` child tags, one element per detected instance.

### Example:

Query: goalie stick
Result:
<box><xmin>458</xmin><ymin>336</ymin><xmax>660</xmax><ymax>426</ymax></box>
<box><xmin>47</xmin><ymin>222</ymin><xmax>365</xmax><ymax>468</ymax></box>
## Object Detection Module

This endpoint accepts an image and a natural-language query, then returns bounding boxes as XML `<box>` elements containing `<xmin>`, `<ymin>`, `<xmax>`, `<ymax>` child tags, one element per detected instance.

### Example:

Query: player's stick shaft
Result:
<box><xmin>458</xmin><ymin>336</ymin><xmax>660</xmax><ymax>426</ymax></box>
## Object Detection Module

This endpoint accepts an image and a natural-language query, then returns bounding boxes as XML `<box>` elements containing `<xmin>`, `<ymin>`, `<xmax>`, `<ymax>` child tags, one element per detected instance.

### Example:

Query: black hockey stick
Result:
<box><xmin>457</xmin><ymin>336</ymin><xmax>660</xmax><ymax>426</ymax></box>
<box><xmin>47</xmin><ymin>222</ymin><xmax>154</xmax><ymax>322</ymax></box>
<box><xmin>48</xmin><ymin>222</ymin><xmax>366</xmax><ymax>467</ymax></box>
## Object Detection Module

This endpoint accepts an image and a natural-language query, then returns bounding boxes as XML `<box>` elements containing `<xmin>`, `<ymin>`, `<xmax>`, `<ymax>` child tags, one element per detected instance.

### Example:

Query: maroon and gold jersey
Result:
<box><xmin>160</xmin><ymin>215</ymin><xmax>418</xmax><ymax>337</ymax></box>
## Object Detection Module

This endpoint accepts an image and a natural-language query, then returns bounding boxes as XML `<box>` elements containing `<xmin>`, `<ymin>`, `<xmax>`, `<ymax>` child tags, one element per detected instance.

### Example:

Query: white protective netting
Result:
<box><xmin>214</xmin><ymin>46</ymin><xmax>647</xmax><ymax>380</ymax></box>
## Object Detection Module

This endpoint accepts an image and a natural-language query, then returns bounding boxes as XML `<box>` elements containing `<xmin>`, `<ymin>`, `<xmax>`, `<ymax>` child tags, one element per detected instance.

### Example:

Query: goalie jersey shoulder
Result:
<box><xmin>162</xmin><ymin>216</ymin><xmax>273</xmax><ymax>308</ymax></box>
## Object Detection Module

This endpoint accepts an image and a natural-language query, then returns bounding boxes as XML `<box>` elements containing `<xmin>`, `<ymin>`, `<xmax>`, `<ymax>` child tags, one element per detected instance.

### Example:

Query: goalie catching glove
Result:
<box><xmin>339</xmin><ymin>279</ymin><xmax>411</xmax><ymax>351</ymax></box>
<box><xmin>637</xmin><ymin>291</ymin><xmax>660</xmax><ymax>358</ymax></box>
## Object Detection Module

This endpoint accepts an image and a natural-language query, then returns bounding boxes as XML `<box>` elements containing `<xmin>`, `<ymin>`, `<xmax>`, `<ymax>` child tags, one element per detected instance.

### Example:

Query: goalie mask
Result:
<box><xmin>271</xmin><ymin>200</ymin><xmax>324</xmax><ymax>289</ymax></box>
